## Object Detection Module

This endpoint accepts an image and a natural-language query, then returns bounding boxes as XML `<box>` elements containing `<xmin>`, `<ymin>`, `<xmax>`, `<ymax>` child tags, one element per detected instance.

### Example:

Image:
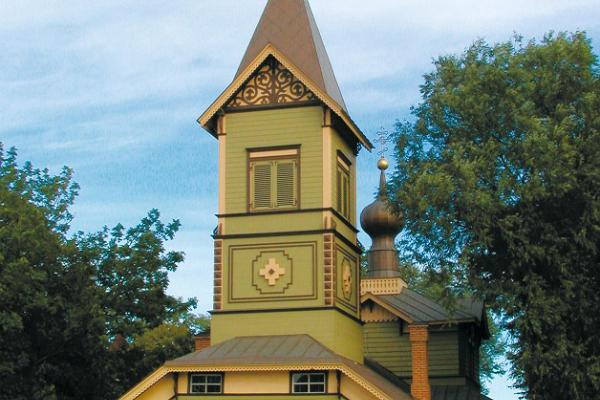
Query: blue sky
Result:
<box><xmin>1</xmin><ymin>1</ymin><xmax>598</xmax><ymax>398</ymax></box>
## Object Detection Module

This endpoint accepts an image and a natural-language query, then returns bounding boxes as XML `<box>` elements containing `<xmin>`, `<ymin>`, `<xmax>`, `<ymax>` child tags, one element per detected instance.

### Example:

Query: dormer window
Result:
<box><xmin>248</xmin><ymin>146</ymin><xmax>300</xmax><ymax>212</ymax></box>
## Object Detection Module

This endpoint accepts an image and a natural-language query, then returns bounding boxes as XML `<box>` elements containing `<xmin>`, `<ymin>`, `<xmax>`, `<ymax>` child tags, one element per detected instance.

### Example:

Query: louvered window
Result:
<box><xmin>249</xmin><ymin>148</ymin><xmax>299</xmax><ymax>211</ymax></box>
<box><xmin>336</xmin><ymin>163</ymin><xmax>351</xmax><ymax>220</ymax></box>
<box><xmin>276</xmin><ymin>160</ymin><xmax>296</xmax><ymax>207</ymax></box>
<box><xmin>252</xmin><ymin>161</ymin><xmax>272</xmax><ymax>210</ymax></box>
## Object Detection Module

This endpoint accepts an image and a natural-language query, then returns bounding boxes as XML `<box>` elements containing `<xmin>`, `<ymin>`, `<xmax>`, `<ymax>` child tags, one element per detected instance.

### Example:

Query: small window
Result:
<box><xmin>291</xmin><ymin>372</ymin><xmax>327</xmax><ymax>394</ymax></box>
<box><xmin>336</xmin><ymin>160</ymin><xmax>351</xmax><ymax>220</ymax></box>
<box><xmin>249</xmin><ymin>147</ymin><xmax>299</xmax><ymax>212</ymax></box>
<box><xmin>189</xmin><ymin>373</ymin><xmax>223</xmax><ymax>394</ymax></box>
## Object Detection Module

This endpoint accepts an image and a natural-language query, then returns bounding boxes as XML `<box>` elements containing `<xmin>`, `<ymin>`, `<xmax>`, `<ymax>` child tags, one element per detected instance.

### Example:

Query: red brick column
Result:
<box><xmin>194</xmin><ymin>335</ymin><xmax>211</xmax><ymax>352</ymax></box>
<box><xmin>213</xmin><ymin>240</ymin><xmax>223</xmax><ymax>310</ymax></box>
<box><xmin>409</xmin><ymin>324</ymin><xmax>431</xmax><ymax>400</ymax></box>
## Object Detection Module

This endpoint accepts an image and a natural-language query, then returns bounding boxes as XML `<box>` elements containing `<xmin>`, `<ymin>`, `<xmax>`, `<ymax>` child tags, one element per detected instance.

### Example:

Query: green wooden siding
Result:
<box><xmin>363</xmin><ymin>322</ymin><xmax>412</xmax><ymax>377</ymax></box>
<box><xmin>212</xmin><ymin>309</ymin><xmax>363</xmax><ymax>363</ymax></box>
<box><xmin>364</xmin><ymin>324</ymin><xmax>461</xmax><ymax>379</ymax></box>
<box><xmin>429</xmin><ymin>330</ymin><xmax>460</xmax><ymax>377</ymax></box>
<box><xmin>222</xmin><ymin>212</ymin><xmax>323</xmax><ymax>235</ymax></box>
<box><xmin>226</xmin><ymin>107</ymin><xmax>323</xmax><ymax>215</ymax></box>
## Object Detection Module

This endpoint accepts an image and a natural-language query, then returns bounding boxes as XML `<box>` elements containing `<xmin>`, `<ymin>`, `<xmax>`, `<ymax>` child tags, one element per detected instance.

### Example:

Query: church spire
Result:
<box><xmin>360</xmin><ymin>156</ymin><xmax>404</xmax><ymax>278</ymax></box>
<box><xmin>236</xmin><ymin>0</ymin><xmax>347</xmax><ymax>110</ymax></box>
<box><xmin>360</xmin><ymin>130</ymin><xmax>404</xmax><ymax>279</ymax></box>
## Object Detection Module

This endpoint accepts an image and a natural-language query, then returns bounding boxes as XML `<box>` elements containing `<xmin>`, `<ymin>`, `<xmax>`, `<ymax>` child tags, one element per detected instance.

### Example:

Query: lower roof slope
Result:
<box><xmin>363</xmin><ymin>288</ymin><xmax>489</xmax><ymax>338</ymax></box>
<box><xmin>376</xmin><ymin>288</ymin><xmax>482</xmax><ymax>324</ymax></box>
<box><xmin>432</xmin><ymin>384</ymin><xmax>493</xmax><ymax>400</ymax></box>
<box><xmin>167</xmin><ymin>334</ymin><xmax>412</xmax><ymax>400</ymax></box>
<box><xmin>167</xmin><ymin>334</ymin><xmax>337</xmax><ymax>366</ymax></box>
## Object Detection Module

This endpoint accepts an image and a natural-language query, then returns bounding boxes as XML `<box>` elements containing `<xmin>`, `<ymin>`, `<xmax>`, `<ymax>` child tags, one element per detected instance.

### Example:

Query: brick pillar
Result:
<box><xmin>194</xmin><ymin>335</ymin><xmax>211</xmax><ymax>352</ymax></box>
<box><xmin>213</xmin><ymin>240</ymin><xmax>223</xmax><ymax>310</ymax></box>
<box><xmin>409</xmin><ymin>324</ymin><xmax>431</xmax><ymax>400</ymax></box>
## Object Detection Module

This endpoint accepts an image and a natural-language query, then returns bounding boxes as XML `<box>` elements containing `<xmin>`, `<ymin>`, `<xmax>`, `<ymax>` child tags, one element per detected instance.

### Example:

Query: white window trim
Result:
<box><xmin>291</xmin><ymin>371</ymin><xmax>327</xmax><ymax>394</ymax></box>
<box><xmin>189</xmin><ymin>373</ymin><xmax>223</xmax><ymax>394</ymax></box>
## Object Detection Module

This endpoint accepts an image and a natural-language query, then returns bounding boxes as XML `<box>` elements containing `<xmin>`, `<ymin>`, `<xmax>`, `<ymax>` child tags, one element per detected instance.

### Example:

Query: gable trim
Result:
<box><xmin>118</xmin><ymin>363</ymin><xmax>397</xmax><ymax>400</ymax></box>
<box><xmin>361</xmin><ymin>294</ymin><xmax>415</xmax><ymax>324</ymax></box>
<box><xmin>198</xmin><ymin>44</ymin><xmax>372</xmax><ymax>151</ymax></box>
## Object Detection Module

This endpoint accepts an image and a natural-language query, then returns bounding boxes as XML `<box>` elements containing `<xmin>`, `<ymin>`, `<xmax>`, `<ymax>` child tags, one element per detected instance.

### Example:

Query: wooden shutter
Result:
<box><xmin>336</xmin><ymin>165</ymin><xmax>351</xmax><ymax>219</ymax></box>
<box><xmin>336</xmin><ymin>169</ymin><xmax>342</xmax><ymax>212</ymax></box>
<box><xmin>251</xmin><ymin>161</ymin><xmax>272</xmax><ymax>210</ymax></box>
<box><xmin>276</xmin><ymin>160</ymin><xmax>297</xmax><ymax>208</ymax></box>
<box><xmin>342</xmin><ymin>172</ymin><xmax>350</xmax><ymax>218</ymax></box>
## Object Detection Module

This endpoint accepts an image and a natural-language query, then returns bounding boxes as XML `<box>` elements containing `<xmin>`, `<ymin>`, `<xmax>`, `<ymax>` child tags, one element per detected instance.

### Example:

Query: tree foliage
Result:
<box><xmin>390</xmin><ymin>32</ymin><xmax>600</xmax><ymax>398</ymax></box>
<box><xmin>0</xmin><ymin>144</ymin><xmax>204</xmax><ymax>400</ymax></box>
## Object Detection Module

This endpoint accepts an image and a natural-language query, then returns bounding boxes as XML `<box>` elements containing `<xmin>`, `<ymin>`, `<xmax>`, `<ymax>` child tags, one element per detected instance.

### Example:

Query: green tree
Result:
<box><xmin>0</xmin><ymin>144</ymin><xmax>202</xmax><ymax>399</ymax></box>
<box><xmin>390</xmin><ymin>32</ymin><xmax>600</xmax><ymax>398</ymax></box>
<box><xmin>0</xmin><ymin>146</ymin><xmax>105</xmax><ymax>399</ymax></box>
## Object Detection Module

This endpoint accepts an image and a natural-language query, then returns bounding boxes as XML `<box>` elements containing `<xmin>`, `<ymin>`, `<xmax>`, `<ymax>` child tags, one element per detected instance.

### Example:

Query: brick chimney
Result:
<box><xmin>409</xmin><ymin>324</ymin><xmax>431</xmax><ymax>400</ymax></box>
<box><xmin>194</xmin><ymin>334</ymin><xmax>211</xmax><ymax>352</ymax></box>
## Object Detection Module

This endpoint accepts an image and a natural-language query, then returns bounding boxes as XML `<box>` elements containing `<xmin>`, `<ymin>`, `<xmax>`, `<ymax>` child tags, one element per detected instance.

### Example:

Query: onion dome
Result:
<box><xmin>360</xmin><ymin>157</ymin><xmax>404</xmax><ymax>278</ymax></box>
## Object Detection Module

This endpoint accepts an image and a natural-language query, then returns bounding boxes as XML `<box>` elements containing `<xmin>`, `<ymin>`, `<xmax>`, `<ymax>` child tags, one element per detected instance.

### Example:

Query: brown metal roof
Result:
<box><xmin>365</xmin><ymin>288</ymin><xmax>483</xmax><ymax>325</ymax></box>
<box><xmin>236</xmin><ymin>0</ymin><xmax>347</xmax><ymax>111</ymax></box>
<box><xmin>167</xmin><ymin>334</ymin><xmax>338</xmax><ymax>366</ymax></box>
<box><xmin>166</xmin><ymin>334</ymin><xmax>412</xmax><ymax>400</ymax></box>
<box><xmin>432</xmin><ymin>384</ymin><xmax>493</xmax><ymax>400</ymax></box>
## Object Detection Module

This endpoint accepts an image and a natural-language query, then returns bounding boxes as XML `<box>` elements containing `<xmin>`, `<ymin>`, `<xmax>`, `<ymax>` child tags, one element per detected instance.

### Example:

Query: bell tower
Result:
<box><xmin>198</xmin><ymin>0</ymin><xmax>372</xmax><ymax>362</ymax></box>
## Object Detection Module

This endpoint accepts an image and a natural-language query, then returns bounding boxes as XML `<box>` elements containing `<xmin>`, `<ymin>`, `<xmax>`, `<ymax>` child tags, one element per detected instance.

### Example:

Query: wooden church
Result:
<box><xmin>120</xmin><ymin>1</ymin><xmax>491</xmax><ymax>399</ymax></box>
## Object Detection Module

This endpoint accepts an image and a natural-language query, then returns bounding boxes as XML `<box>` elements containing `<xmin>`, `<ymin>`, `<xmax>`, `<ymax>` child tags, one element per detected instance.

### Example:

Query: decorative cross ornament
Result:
<box><xmin>377</xmin><ymin>127</ymin><xmax>389</xmax><ymax>158</ymax></box>
<box><xmin>259</xmin><ymin>258</ymin><xmax>285</xmax><ymax>286</ymax></box>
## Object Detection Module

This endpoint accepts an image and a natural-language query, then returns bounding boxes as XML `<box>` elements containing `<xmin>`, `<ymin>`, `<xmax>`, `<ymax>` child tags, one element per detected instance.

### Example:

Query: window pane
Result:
<box><xmin>190</xmin><ymin>384</ymin><xmax>205</xmax><ymax>393</ymax></box>
<box><xmin>207</xmin><ymin>375</ymin><xmax>222</xmax><ymax>383</ymax></box>
<box><xmin>293</xmin><ymin>373</ymin><xmax>309</xmax><ymax>383</ymax></box>
<box><xmin>293</xmin><ymin>384</ymin><xmax>309</xmax><ymax>393</ymax></box>
<box><xmin>191</xmin><ymin>375</ymin><xmax>206</xmax><ymax>383</ymax></box>
<box><xmin>310</xmin><ymin>373</ymin><xmax>325</xmax><ymax>383</ymax></box>
<box><xmin>310</xmin><ymin>383</ymin><xmax>325</xmax><ymax>393</ymax></box>
<box><xmin>207</xmin><ymin>385</ymin><xmax>221</xmax><ymax>393</ymax></box>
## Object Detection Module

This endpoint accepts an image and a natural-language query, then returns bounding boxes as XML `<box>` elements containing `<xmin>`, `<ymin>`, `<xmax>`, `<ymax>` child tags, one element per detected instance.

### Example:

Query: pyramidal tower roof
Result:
<box><xmin>236</xmin><ymin>0</ymin><xmax>347</xmax><ymax>111</ymax></box>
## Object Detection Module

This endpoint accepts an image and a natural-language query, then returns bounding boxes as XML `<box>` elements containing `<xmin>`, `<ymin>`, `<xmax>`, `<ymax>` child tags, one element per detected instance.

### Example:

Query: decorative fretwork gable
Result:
<box><xmin>226</xmin><ymin>56</ymin><xmax>317</xmax><ymax>110</ymax></box>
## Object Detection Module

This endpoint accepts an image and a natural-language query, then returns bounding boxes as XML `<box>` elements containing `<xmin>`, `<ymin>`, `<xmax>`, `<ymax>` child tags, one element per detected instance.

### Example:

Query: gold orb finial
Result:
<box><xmin>376</xmin><ymin>127</ymin><xmax>390</xmax><ymax>171</ymax></box>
